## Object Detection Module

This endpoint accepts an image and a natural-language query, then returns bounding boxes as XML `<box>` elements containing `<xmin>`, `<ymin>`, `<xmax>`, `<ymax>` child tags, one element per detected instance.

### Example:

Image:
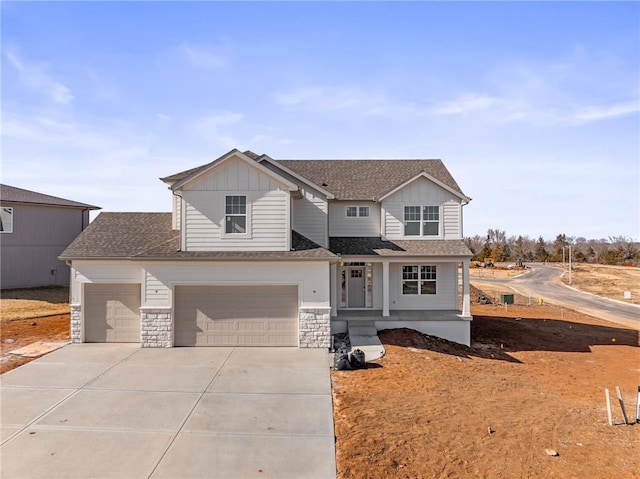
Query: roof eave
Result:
<box><xmin>61</xmin><ymin>254</ymin><xmax>337</xmax><ymax>262</ymax></box>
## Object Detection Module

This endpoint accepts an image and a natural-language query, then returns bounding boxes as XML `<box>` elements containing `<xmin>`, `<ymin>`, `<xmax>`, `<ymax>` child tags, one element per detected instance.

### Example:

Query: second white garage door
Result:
<box><xmin>174</xmin><ymin>285</ymin><xmax>298</xmax><ymax>346</ymax></box>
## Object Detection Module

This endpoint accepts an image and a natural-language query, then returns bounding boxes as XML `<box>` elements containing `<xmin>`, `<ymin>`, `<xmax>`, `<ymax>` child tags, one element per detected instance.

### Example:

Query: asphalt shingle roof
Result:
<box><xmin>329</xmin><ymin>237</ymin><xmax>473</xmax><ymax>257</ymax></box>
<box><xmin>160</xmin><ymin>151</ymin><xmax>468</xmax><ymax>201</ymax></box>
<box><xmin>0</xmin><ymin>184</ymin><xmax>100</xmax><ymax>209</ymax></box>
<box><xmin>276</xmin><ymin>159</ymin><xmax>466</xmax><ymax>201</ymax></box>
<box><xmin>59</xmin><ymin>212</ymin><xmax>337</xmax><ymax>260</ymax></box>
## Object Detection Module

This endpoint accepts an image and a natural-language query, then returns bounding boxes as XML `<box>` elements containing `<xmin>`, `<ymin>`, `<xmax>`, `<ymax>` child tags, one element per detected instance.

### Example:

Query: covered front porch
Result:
<box><xmin>327</xmin><ymin>237</ymin><xmax>474</xmax><ymax>346</ymax></box>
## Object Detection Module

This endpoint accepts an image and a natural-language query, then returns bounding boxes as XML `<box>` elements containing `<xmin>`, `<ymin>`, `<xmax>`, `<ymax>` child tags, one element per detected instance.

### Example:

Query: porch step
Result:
<box><xmin>347</xmin><ymin>321</ymin><xmax>385</xmax><ymax>362</ymax></box>
<box><xmin>348</xmin><ymin>321</ymin><xmax>377</xmax><ymax>337</ymax></box>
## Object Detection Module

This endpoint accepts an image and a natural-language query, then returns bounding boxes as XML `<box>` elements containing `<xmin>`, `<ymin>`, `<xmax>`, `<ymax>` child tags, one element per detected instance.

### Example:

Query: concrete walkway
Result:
<box><xmin>0</xmin><ymin>344</ymin><xmax>336</xmax><ymax>478</ymax></box>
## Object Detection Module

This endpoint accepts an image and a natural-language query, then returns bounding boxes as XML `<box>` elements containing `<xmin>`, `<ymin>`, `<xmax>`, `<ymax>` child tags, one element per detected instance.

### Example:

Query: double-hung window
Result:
<box><xmin>225</xmin><ymin>195</ymin><xmax>247</xmax><ymax>234</ymax></box>
<box><xmin>404</xmin><ymin>205</ymin><xmax>439</xmax><ymax>236</ymax></box>
<box><xmin>346</xmin><ymin>206</ymin><xmax>369</xmax><ymax>218</ymax></box>
<box><xmin>402</xmin><ymin>265</ymin><xmax>437</xmax><ymax>295</ymax></box>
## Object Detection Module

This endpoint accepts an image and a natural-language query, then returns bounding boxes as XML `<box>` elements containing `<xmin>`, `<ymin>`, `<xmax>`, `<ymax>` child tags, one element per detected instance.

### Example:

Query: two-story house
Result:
<box><xmin>60</xmin><ymin>149</ymin><xmax>473</xmax><ymax>348</ymax></box>
<box><xmin>1</xmin><ymin>184</ymin><xmax>99</xmax><ymax>289</ymax></box>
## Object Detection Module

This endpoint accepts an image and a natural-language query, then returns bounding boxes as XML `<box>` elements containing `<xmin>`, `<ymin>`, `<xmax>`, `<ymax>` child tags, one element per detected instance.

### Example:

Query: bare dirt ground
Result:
<box><xmin>332</xmin><ymin>286</ymin><xmax>640</xmax><ymax>479</ymax></box>
<box><xmin>0</xmin><ymin>314</ymin><xmax>70</xmax><ymax>374</ymax></box>
<box><xmin>1</xmin><ymin>287</ymin><xmax>71</xmax><ymax>374</ymax></box>
<box><xmin>560</xmin><ymin>264</ymin><xmax>640</xmax><ymax>305</ymax></box>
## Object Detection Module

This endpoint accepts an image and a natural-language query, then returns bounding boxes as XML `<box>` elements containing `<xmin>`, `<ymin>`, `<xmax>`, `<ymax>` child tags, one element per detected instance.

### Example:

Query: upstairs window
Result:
<box><xmin>225</xmin><ymin>196</ymin><xmax>247</xmax><ymax>234</ymax></box>
<box><xmin>404</xmin><ymin>205</ymin><xmax>440</xmax><ymax>236</ymax></box>
<box><xmin>346</xmin><ymin>206</ymin><xmax>369</xmax><ymax>218</ymax></box>
<box><xmin>0</xmin><ymin>207</ymin><xmax>13</xmax><ymax>233</ymax></box>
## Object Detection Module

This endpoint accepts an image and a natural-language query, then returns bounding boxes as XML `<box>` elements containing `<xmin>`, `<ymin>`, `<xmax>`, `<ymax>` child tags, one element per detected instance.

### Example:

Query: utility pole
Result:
<box><xmin>563</xmin><ymin>245</ymin><xmax>572</xmax><ymax>285</ymax></box>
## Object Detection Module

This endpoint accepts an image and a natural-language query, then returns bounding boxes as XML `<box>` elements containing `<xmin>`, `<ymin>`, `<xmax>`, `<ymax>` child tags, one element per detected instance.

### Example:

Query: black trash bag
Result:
<box><xmin>350</xmin><ymin>349</ymin><xmax>366</xmax><ymax>369</ymax></box>
<box><xmin>333</xmin><ymin>348</ymin><xmax>353</xmax><ymax>370</ymax></box>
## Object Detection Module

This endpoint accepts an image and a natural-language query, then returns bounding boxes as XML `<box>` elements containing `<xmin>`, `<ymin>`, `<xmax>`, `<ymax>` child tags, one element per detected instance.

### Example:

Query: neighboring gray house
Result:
<box><xmin>60</xmin><ymin>149</ymin><xmax>473</xmax><ymax>348</ymax></box>
<box><xmin>1</xmin><ymin>184</ymin><xmax>100</xmax><ymax>289</ymax></box>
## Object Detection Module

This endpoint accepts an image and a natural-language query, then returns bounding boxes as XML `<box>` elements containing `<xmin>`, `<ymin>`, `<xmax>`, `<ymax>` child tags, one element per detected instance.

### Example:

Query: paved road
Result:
<box><xmin>472</xmin><ymin>264</ymin><xmax>640</xmax><ymax>329</ymax></box>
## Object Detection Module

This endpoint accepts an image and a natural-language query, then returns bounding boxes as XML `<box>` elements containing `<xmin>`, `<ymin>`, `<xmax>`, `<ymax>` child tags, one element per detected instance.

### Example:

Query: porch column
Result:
<box><xmin>382</xmin><ymin>260</ymin><xmax>390</xmax><ymax>317</ymax></box>
<box><xmin>330</xmin><ymin>262</ymin><xmax>338</xmax><ymax>317</ymax></box>
<box><xmin>461</xmin><ymin>259</ymin><xmax>471</xmax><ymax>317</ymax></box>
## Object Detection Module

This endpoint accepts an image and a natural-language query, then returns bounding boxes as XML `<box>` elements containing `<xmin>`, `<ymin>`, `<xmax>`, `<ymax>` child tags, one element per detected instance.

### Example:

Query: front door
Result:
<box><xmin>347</xmin><ymin>267</ymin><xmax>365</xmax><ymax>308</ymax></box>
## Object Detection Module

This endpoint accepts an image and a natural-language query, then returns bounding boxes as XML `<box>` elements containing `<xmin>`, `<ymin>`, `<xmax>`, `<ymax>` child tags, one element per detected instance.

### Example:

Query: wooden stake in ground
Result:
<box><xmin>616</xmin><ymin>386</ymin><xmax>629</xmax><ymax>425</ymax></box>
<box><xmin>636</xmin><ymin>386</ymin><xmax>640</xmax><ymax>424</ymax></box>
<box><xmin>605</xmin><ymin>388</ymin><xmax>613</xmax><ymax>426</ymax></box>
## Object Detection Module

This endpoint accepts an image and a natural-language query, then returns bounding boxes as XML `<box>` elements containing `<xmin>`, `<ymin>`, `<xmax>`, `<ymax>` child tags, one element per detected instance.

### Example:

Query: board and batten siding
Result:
<box><xmin>293</xmin><ymin>189</ymin><xmax>328</xmax><ymax>247</ymax></box>
<box><xmin>328</xmin><ymin>201</ymin><xmax>380</xmax><ymax>237</ymax></box>
<box><xmin>382</xmin><ymin>177</ymin><xmax>462</xmax><ymax>240</ymax></box>
<box><xmin>0</xmin><ymin>203</ymin><xmax>90</xmax><ymax>288</ymax></box>
<box><xmin>181</xmin><ymin>158</ymin><xmax>291</xmax><ymax>251</ymax></box>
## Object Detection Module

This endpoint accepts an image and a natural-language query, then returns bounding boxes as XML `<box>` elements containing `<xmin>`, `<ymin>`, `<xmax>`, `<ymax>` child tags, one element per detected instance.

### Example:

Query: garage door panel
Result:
<box><xmin>175</xmin><ymin>285</ymin><xmax>298</xmax><ymax>347</ymax></box>
<box><xmin>85</xmin><ymin>284</ymin><xmax>141</xmax><ymax>343</ymax></box>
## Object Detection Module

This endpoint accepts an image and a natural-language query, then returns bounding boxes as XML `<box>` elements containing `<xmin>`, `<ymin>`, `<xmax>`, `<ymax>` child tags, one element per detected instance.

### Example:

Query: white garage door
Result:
<box><xmin>174</xmin><ymin>285</ymin><xmax>298</xmax><ymax>346</ymax></box>
<box><xmin>84</xmin><ymin>283</ymin><xmax>141</xmax><ymax>343</ymax></box>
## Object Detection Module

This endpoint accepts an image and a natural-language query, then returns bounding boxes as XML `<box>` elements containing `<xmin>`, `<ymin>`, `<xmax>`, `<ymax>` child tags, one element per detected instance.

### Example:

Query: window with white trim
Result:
<box><xmin>346</xmin><ymin>206</ymin><xmax>369</xmax><ymax>218</ymax></box>
<box><xmin>404</xmin><ymin>205</ymin><xmax>440</xmax><ymax>236</ymax></box>
<box><xmin>0</xmin><ymin>207</ymin><xmax>13</xmax><ymax>233</ymax></box>
<box><xmin>225</xmin><ymin>195</ymin><xmax>247</xmax><ymax>234</ymax></box>
<box><xmin>402</xmin><ymin>265</ymin><xmax>437</xmax><ymax>295</ymax></box>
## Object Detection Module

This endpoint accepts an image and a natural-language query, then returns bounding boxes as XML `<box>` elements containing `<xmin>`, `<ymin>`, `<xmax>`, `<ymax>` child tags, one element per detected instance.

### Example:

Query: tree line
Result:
<box><xmin>464</xmin><ymin>230</ymin><xmax>640</xmax><ymax>265</ymax></box>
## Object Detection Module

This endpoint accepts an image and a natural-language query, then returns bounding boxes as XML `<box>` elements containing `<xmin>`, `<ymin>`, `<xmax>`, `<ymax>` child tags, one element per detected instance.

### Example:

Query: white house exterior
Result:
<box><xmin>60</xmin><ymin>149</ymin><xmax>473</xmax><ymax>348</ymax></box>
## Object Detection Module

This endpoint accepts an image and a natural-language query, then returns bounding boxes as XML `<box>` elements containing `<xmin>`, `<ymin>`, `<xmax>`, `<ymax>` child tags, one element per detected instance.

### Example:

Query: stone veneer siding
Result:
<box><xmin>299</xmin><ymin>308</ymin><xmax>331</xmax><ymax>348</ymax></box>
<box><xmin>70</xmin><ymin>304</ymin><xmax>82</xmax><ymax>343</ymax></box>
<box><xmin>140</xmin><ymin>308</ymin><xmax>172</xmax><ymax>348</ymax></box>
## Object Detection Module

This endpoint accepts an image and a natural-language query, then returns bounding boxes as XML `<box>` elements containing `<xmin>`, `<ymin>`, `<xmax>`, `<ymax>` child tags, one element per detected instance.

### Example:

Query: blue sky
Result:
<box><xmin>2</xmin><ymin>1</ymin><xmax>638</xmax><ymax>241</ymax></box>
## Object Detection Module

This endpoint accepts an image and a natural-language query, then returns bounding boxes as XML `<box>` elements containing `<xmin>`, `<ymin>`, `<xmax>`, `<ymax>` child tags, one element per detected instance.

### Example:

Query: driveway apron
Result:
<box><xmin>0</xmin><ymin>344</ymin><xmax>336</xmax><ymax>479</ymax></box>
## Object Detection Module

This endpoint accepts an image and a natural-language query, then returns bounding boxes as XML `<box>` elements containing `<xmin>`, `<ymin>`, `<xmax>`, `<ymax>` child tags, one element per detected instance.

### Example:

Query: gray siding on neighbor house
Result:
<box><xmin>1</xmin><ymin>203</ymin><xmax>89</xmax><ymax>289</ymax></box>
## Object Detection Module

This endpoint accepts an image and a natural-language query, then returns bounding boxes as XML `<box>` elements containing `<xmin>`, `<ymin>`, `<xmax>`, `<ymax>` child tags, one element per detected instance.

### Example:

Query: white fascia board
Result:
<box><xmin>171</xmin><ymin>150</ymin><xmax>299</xmax><ymax>192</ymax></box>
<box><xmin>377</xmin><ymin>172</ymin><xmax>471</xmax><ymax>203</ymax></box>
<box><xmin>257</xmin><ymin>156</ymin><xmax>335</xmax><ymax>199</ymax></box>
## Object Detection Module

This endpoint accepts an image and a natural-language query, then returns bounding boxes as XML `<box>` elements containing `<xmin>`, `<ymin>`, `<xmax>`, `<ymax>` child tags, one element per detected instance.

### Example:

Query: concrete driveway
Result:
<box><xmin>0</xmin><ymin>344</ymin><xmax>336</xmax><ymax>478</ymax></box>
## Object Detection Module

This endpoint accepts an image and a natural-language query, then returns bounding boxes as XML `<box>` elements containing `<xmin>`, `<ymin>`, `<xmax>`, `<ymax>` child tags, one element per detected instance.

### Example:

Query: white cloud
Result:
<box><xmin>572</xmin><ymin>101</ymin><xmax>639</xmax><ymax>122</ymax></box>
<box><xmin>175</xmin><ymin>41</ymin><xmax>229</xmax><ymax>69</ymax></box>
<box><xmin>431</xmin><ymin>93</ymin><xmax>498</xmax><ymax>115</ymax></box>
<box><xmin>5</xmin><ymin>49</ymin><xmax>74</xmax><ymax>104</ymax></box>
<box><xmin>275</xmin><ymin>85</ymin><xmax>425</xmax><ymax>118</ymax></box>
<box><xmin>276</xmin><ymin>86</ymin><xmax>366</xmax><ymax>110</ymax></box>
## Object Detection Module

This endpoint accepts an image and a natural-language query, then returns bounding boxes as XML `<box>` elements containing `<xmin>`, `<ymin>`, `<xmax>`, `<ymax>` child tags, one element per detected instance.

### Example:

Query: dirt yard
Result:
<box><xmin>332</xmin><ymin>289</ymin><xmax>640</xmax><ymax>478</ymax></box>
<box><xmin>561</xmin><ymin>264</ymin><xmax>640</xmax><ymax>305</ymax></box>
<box><xmin>1</xmin><ymin>287</ymin><xmax>71</xmax><ymax>374</ymax></box>
<box><xmin>0</xmin><ymin>314</ymin><xmax>70</xmax><ymax>374</ymax></box>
